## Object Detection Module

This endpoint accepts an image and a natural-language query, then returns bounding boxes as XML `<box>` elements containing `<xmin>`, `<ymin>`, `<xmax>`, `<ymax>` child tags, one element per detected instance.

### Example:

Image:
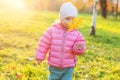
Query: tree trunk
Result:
<box><xmin>90</xmin><ymin>0</ymin><xmax>98</xmax><ymax>36</ymax></box>
<box><xmin>99</xmin><ymin>0</ymin><xmax>107</xmax><ymax>18</ymax></box>
<box><xmin>115</xmin><ymin>0</ymin><xmax>119</xmax><ymax>19</ymax></box>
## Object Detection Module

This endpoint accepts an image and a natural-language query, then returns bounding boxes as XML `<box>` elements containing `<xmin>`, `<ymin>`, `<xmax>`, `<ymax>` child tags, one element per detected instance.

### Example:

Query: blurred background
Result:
<box><xmin>0</xmin><ymin>0</ymin><xmax>120</xmax><ymax>19</ymax></box>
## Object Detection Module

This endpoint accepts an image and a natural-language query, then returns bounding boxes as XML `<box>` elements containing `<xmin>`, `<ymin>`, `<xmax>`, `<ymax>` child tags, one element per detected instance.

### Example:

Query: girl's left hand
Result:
<box><xmin>76</xmin><ymin>43</ymin><xmax>83</xmax><ymax>50</ymax></box>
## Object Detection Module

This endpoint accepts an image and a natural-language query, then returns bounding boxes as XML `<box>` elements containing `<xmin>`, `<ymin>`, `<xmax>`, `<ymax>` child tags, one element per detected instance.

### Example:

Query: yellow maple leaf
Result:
<box><xmin>68</xmin><ymin>18</ymin><xmax>83</xmax><ymax>31</ymax></box>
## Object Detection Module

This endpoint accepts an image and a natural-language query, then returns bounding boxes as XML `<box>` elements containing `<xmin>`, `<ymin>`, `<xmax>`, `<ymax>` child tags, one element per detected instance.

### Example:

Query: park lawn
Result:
<box><xmin>0</xmin><ymin>10</ymin><xmax>120</xmax><ymax>80</ymax></box>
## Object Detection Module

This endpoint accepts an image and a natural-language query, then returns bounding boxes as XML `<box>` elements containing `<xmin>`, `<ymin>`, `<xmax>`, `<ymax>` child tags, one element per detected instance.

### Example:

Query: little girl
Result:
<box><xmin>35</xmin><ymin>2</ymin><xmax>86</xmax><ymax>80</ymax></box>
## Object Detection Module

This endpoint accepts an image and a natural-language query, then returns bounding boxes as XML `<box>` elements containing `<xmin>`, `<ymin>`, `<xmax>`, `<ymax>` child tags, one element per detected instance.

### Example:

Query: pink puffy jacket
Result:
<box><xmin>36</xmin><ymin>23</ymin><xmax>86</xmax><ymax>68</ymax></box>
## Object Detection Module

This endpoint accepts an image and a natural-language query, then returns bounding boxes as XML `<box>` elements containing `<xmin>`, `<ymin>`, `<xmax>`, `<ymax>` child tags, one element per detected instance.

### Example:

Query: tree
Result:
<box><xmin>99</xmin><ymin>0</ymin><xmax>107</xmax><ymax>18</ymax></box>
<box><xmin>115</xmin><ymin>0</ymin><xmax>119</xmax><ymax>19</ymax></box>
<box><xmin>90</xmin><ymin>0</ymin><xmax>98</xmax><ymax>36</ymax></box>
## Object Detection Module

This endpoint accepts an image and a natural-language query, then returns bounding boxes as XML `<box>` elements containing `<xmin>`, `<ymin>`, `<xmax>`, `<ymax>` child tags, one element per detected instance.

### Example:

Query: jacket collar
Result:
<box><xmin>52</xmin><ymin>22</ymin><xmax>77</xmax><ymax>32</ymax></box>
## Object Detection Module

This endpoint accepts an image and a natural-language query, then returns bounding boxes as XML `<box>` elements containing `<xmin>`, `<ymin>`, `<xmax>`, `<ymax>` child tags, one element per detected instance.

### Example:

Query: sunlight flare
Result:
<box><xmin>0</xmin><ymin>0</ymin><xmax>27</xmax><ymax>11</ymax></box>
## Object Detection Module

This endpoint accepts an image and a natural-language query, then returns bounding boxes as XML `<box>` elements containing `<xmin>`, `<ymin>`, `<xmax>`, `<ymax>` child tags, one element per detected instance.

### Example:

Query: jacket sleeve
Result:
<box><xmin>72</xmin><ymin>32</ymin><xmax>86</xmax><ymax>55</ymax></box>
<box><xmin>35</xmin><ymin>28</ymin><xmax>52</xmax><ymax>60</ymax></box>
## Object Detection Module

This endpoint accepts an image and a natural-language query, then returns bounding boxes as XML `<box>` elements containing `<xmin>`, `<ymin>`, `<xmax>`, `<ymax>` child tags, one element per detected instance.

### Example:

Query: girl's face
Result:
<box><xmin>61</xmin><ymin>17</ymin><xmax>75</xmax><ymax>29</ymax></box>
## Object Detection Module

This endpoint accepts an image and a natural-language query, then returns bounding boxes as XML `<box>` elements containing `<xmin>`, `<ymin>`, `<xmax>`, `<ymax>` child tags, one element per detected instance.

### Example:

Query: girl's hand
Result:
<box><xmin>36</xmin><ymin>59</ymin><xmax>42</xmax><ymax>64</ymax></box>
<box><xmin>76</xmin><ymin>43</ymin><xmax>83</xmax><ymax>50</ymax></box>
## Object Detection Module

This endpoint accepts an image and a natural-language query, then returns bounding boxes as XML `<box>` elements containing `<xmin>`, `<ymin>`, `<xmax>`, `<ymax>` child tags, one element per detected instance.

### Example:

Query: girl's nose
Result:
<box><xmin>68</xmin><ymin>19</ymin><xmax>72</xmax><ymax>23</ymax></box>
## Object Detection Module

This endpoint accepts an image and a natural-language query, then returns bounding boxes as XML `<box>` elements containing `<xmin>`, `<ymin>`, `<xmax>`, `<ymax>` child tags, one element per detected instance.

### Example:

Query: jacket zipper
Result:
<box><xmin>60</xmin><ymin>31</ymin><xmax>66</xmax><ymax>68</ymax></box>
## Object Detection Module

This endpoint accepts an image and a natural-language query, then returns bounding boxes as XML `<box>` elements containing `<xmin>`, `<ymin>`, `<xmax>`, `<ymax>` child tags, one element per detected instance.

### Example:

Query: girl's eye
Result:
<box><xmin>66</xmin><ymin>18</ymin><xmax>71</xmax><ymax>20</ymax></box>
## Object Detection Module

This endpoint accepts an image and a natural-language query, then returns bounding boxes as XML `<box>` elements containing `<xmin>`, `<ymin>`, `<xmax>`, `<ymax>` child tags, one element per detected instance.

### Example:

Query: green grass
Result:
<box><xmin>0</xmin><ymin>10</ymin><xmax>120</xmax><ymax>80</ymax></box>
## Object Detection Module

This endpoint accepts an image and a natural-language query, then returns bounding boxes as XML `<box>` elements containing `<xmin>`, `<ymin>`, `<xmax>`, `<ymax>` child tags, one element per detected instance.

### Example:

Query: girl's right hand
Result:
<box><xmin>36</xmin><ymin>59</ymin><xmax>42</xmax><ymax>64</ymax></box>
